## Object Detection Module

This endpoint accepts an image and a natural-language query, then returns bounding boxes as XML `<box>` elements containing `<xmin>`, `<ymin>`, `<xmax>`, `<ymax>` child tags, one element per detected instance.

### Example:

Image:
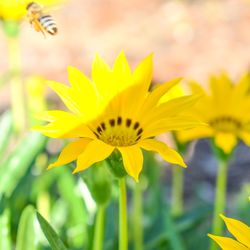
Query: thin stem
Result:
<box><xmin>7</xmin><ymin>35</ymin><xmax>27</xmax><ymax>133</ymax></box>
<box><xmin>119</xmin><ymin>178</ymin><xmax>128</xmax><ymax>250</ymax></box>
<box><xmin>132</xmin><ymin>182</ymin><xmax>143</xmax><ymax>250</ymax></box>
<box><xmin>93</xmin><ymin>205</ymin><xmax>105</xmax><ymax>250</ymax></box>
<box><xmin>209</xmin><ymin>157</ymin><xmax>229</xmax><ymax>250</ymax></box>
<box><xmin>171</xmin><ymin>167</ymin><xmax>184</xmax><ymax>216</ymax></box>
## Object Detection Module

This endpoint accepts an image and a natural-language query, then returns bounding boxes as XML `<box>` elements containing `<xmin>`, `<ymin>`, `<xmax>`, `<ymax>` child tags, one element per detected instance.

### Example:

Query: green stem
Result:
<box><xmin>209</xmin><ymin>157</ymin><xmax>229</xmax><ymax>250</ymax></box>
<box><xmin>171</xmin><ymin>167</ymin><xmax>184</xmax><ymax>216</ymax></box>
<box><xmin>7</xmin><ymin>34</ymin><xmax>27</xmax><ymax>134</ymax></box>
<box><xmin>132</xmin><ymin>182</ymin><xmax>143</xmax><ymax>250</ymax></box>
<box><xmin>119</xmin><ymin>178</ymin><xmax>128</xmax><ymax>250</ymax></box>
<box><xmin>93</xmin><ymin>205</ymin><xmax>105</xmax><ymax>250</ymax></box>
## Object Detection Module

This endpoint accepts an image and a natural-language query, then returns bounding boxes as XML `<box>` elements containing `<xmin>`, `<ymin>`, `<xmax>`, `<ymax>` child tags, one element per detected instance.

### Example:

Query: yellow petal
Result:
<box><xmin>139</xmin><ymin>139</ymin><xmax>187</xmax><ymax>168</ymax></box>
<box><xmin>220</xmin><ymin>214</ymin><xmax>250</xmax><ymax>247</ymax></box>
<box><xmin>112</xmin><ymin>51</ymin><xmax>132</xmax><ymax>85</ymax></box>
<box><xmin>73</xmin><ymin>139</ymin><xmax>114</xmax><ymax>173</ymax></box>
<box><xmin>142</xmin><ymin>116</ymin><xmax>206</xmax><ymax>138</ymax></box>
<box><xmin>239</xmin><ymin>131</ymin><xmax>250</xmax><ymax>146</ymax></box>
<box><xmin>214</xmin><ymin>133</ymin><xmax>238</xmax><ymax>154</ymax></box>
<box><xmin>189</xmin><ymin>80</ymin><xmax>207</xmax><ymax>96</ymax></box>
<box><xmin>33</xmin><ymin>111</ymin><xmax>95</xmax><ymax>139</ymax></box>
<box><xmin>48</xmin><ymin>81</ymin><xmax>81</xmax><ymax>115</ymax></box>
<box><xmin>143</xmin><ymin>94</ymin><xmax>201</xmax><ymax>124</ymax></box>
<box><xmin>176</xmin><ymin>126</ymin><xmax>213</xmax><ymax>143</ymax></box>
<box><xmin>48</xmin><ymin>138</ymin><xmax>92</xmax><ymax>169</ymax></box>
<box><xmin>141</xmin><ymin>78</ymin><xmax>183</xmax><ymax>112</ymax></box>
<box><xmin>118</xmin><ymin>145</ymin><xmax>143</xmax><ymax>182</ymax></box>
<box><xmin>91</xmin><ymin>53</ymin><xmax>112</xmax><ymax>97</ymax></box>
<box><xmin>234</xmin><ymin>74</ymin><xmax>250</xmax><ymax>99</ymax></box>
<box><xmin>132</xmin><ymin>54</ymin><xmax>153</xmax><ymax>94</ymax></box>
<box><xmin>208</xmin><ymin>234</ymin><xmax>249</xmax><ymax>250</ymax></box>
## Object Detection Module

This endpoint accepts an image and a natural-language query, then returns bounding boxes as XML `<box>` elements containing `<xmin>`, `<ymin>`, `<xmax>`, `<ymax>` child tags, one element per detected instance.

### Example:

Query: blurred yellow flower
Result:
<box><xmin>208</xmin><ymin>214</ymin><xmax>250</xmax><ymax>250</ymax></box>
<box><xmin>35</xmin><ymin>52</ymin><xmax>202</xmax><ymax>181</ymax></box>
<box><xmin>177</xmin><ymin>73</ymin><xmax>250</xmax><ymax>154</ymax></box>
<box><xmin>0</xmin><ymin>0</ymin><xmax>65</xmax><ymax>21</ymax></box>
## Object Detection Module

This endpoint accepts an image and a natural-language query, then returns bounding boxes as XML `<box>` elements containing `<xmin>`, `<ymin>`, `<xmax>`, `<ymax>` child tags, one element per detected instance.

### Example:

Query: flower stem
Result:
<box><xmin>171</xmin><ymin>167</ymin><xmax>184</xmax><ymax>216</ymax></box>
<box><xmin>209</xmin><ymin>157</ymin><xmax>229</xmax><ymax>250</ymax></box>
<box><xmin>93</xmin><ymin>205</ymin><xmax>105</xmax><ymax>250</ymax></box>
<box><xmin>119</xmin><ymin>178</ymin><xmax>128</xmax><ymax>250</ymax></box>
<box><xmin>132</xmin><ymin>182</ymin><xmax>143</xmax><ymax>250</ymax></box>
<box><xmin>7</xmin><ymin>35</ymin><xmax>27</xmax><ymax>134</ymax></box>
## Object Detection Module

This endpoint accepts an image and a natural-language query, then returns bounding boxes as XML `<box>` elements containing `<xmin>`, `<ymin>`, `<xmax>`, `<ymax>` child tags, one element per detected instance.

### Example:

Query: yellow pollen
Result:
<box><xmin>209</xmin><ymin>116</ymin><xmax>242</xmax><ymax>133</ymax></box>
<box><xmin>94</xmin><ymin>117</ymin><xmax>143</xmax><ymax>146</ymax></box>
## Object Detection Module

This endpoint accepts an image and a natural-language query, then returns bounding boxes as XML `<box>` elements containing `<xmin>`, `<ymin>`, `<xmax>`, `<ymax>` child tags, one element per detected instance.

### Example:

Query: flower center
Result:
<box><xmin>209</xmin><ymin>116</ymin><xmax>242</xmax><ymax>133</ymax></box>
<box><xmin>94</xmin><ymin>117</ymin><xmax>143</xmax><ymax>146</ymax></box>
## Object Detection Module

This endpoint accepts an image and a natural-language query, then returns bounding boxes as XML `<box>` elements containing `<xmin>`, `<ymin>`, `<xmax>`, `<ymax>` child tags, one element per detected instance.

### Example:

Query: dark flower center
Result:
<box><xmin>94</xmin><ymin>117</ymin><xmax>143</xmax><ymax>146</ymax></box>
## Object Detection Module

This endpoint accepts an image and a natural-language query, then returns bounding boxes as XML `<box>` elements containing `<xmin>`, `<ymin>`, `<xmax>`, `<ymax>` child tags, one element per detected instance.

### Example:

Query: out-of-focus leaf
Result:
<box><xmin>0</xmin><ymin>197</ymin><xmax>11</xmax><ymax>250</ymax></box>
<box><xmin>37</xmin><ymin>212</ymin><xmax>68</xmax><ymax>250</ymax></box>
<box><xmin>175</xmin><ymin>204</ymin><xmax>211</xmax><ymax>232</ymax></box>
<box><xmin>57</xmin><ymin>170</ymin><xmax>88</xmax><ymax>247</ymax></box>
<box><xmin>81</xmin><ymin>161</ymin><xmax>112</xmax><ymax>205</ymax></box>
<box><xmin>164</xmin><ymin>204</ymin><xmax>184</xmax><ymax>250</ymax></box>
<box><xmin>0</xmin><ymin>111</ymin><xmax>13</xmax><ymax>158</ymax></box>
<box><xmin>0</xmin><ymin>132</ymin><xmax>47</xmax><ymax>197</ymax></box>
<box><xmin>16</xmin><ymin>205</ymin><xmax>36</xmax><ymax>250</ymax></box>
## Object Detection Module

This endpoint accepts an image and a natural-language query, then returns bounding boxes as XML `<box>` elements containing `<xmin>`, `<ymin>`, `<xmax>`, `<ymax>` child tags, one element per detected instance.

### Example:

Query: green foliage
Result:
<box><xmin>36</xmin><ymin>212</ymin><xmax>68</xmax><ymax>250</ymax></box>
<box><xmin>16</xmin><ymin>206</ymin><xmax>36</xmax><ymax>250</ymax></box>
<box><xmin>0</xmin><ymin>132</ymin><xmax>47</xmax><ymax>197</ymax></box>
<box><xmin>0</xmin><ymin>113</ymin><xmax>249</xmax><ymax>250</ymax></box>
<box><xmin>0</xmin><ymin>198</ymin><xmax>12</xmax><ymax>250</ymax></box>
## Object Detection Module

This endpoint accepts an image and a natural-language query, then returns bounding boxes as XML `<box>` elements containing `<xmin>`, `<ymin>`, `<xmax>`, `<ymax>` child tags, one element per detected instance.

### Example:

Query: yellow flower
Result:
<box><xmin>208</xmin><ymin>214</ymin><xmax>250</xmax><ymax>250</ymax></box>
<box><xmin>177</xmin><ymin>73</ymin><xmax>250</xmax><ymax>154</ymax></box>
<box><xmin>0</xmin><ymin>0</ymin><xmax>65</xmax><ymax>21</ymax></box>
<box><xmin>35</xmin><ymin>52</ymin><xmax>201</xmax><ymax>181</ymax></box>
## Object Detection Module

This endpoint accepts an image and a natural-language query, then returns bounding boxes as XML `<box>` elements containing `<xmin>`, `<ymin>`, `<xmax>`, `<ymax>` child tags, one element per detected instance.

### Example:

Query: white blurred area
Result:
<box><xmin>0</xmin><ymin>0</ymin><xmax>250</xmax><ymax>101</ymax></box>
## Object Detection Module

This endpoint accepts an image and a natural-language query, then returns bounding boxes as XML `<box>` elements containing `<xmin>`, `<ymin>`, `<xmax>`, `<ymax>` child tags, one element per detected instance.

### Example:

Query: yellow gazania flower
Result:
<box><xmin>208</xmin><ymin>214</ymin><xmax>250</xmax><ymax>250</ymax></box>
<box><xmin>35</xmin><ymin>52</ymin><xmax>201</xmax><ymax>181</ymax></box>
<box><xmin>0</xmin><ymin>0</ymin><xmax>65</xmax><ymax>21</ymax></box>
<box><xmin>177</xmin><ymin>73</ymin><xmax>250</xmax><ymax>154</ymax></box>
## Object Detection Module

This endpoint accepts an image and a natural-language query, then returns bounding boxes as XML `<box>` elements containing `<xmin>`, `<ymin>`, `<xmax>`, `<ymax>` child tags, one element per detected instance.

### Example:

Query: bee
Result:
<box><xmin>26</xmin><ymin>2</ymin><xmax>58</xmax><ymax>37</ymax></box>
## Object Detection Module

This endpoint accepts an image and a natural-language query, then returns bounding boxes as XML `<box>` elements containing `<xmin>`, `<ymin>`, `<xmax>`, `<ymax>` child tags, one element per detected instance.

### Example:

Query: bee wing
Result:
<box><xmin>40</xmin><ymin>4</ymin><xmax>62</xmax><ymax>14</ymax></box>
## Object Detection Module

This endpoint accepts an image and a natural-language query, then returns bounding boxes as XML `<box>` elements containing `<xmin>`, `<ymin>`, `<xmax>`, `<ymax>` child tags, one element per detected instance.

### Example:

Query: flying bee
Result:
<box><xmin>26</xmin><ymin>2</ymin><xmax>58</xmax><ymax>37</ymax></box>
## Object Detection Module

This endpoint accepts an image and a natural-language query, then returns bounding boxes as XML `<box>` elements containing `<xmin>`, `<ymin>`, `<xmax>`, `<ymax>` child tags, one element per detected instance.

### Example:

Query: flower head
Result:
<box><xmin>35</xmin><ymin>52</ymin><xmax>201</xmax><ymax>181</ymax></box>
<box><xmin>208</xmin><ymin>214</ymin><xmax>250</xmax><ymax>250</ymax></box>
<box><xmin>177</xmin><ymin>73</ymin><xmax>250</xmax><ymax>154</ymax></box>
<box><xmin>0</xmin><ymin>0</ymin><xmax>64</xmax><ymax>21</ymax></box>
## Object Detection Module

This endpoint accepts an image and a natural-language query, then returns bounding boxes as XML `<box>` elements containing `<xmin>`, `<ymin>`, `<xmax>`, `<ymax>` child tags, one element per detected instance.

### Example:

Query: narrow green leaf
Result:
<box><xmin>0</xmin><ymin>202</ymin><xmax>11</xmax><ymax>250</ymax></box>
<box><xmin>36</xmin><ymin>212</ymin><xmax>68</xmax><ymax>250</ymax></box>
<box><xmin>0</xmin><ymin>132</ymin><xmax>47</xmax><ymax>197</ymax></box>
<box><xmin>16</xmin><ymin>205</ymin><xmax>36</xmax><ymax>250</ymax></box>
<box><xmin>164</xmin><ymin>204</ymin><xmax>184</xmax><ymax>250</ymax></box>
<box><xmin>0</xmin><ymin>111</ymin><xmax>13</xmax><ymax>158</ymax></box>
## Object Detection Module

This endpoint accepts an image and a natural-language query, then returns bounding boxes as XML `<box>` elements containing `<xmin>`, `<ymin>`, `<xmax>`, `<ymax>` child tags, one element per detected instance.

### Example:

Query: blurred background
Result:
<box><xmin>1</xmin><ymin>0</ymin><xmax>250</xmax><ymax>249</ymax></box>
<box><xmin>1</xmin><ymin>0</ymin><xmax>250</xmax><ymax>110</ymax></box>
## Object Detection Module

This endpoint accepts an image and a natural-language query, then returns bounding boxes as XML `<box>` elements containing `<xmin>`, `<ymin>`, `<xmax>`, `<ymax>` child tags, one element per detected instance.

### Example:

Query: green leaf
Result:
<box><xmin>0</xmin><ymin>111</ymin><xmax>13</xmax><ymax>158</ymax></box>
<box><xmin>0</xmin><ymin>132</ymin><xmax>47</xmax><ymax>197</ymax></box>
<box><xmin>16</xmin><ymin>205</ymin><xmax>36</xmax><ymax>250</ymax></box>
<box><xmin>0</xmin><ymin>198</ymin><xmax>11</xmax><ymax>250</ymax></box>
<box><xmin>36</xmin><ymin>211</ymin><xmax>68</xmax><ymax>250</ymax></box>
<box><xmin>164</xmin><ymin>204</ymin><xmax>184</xmax><ymax>250</ymax></box>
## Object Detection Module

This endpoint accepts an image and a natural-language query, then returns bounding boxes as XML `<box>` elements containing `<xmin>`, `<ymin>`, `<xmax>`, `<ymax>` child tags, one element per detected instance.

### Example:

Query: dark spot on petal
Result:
<box><xmin>136</xmin><ymin>136</ymin><xmax>141</xmax><ymax>141</ymax></box>
<box><xmin>134</xmin><ymin>122</ymin><xmax>140</xmax><ymax>130</ymax></box>
<box><xmin>101</xmin><ymin>122</ymin><xmax>106</xmax><ymax>130</ymax></box>
<box><xmin>126</xmin><ymin>119</ymin><xmax>132</xmax><ymax>127</ymax></box>
<box><xmin>117</xmin><ymin>116</ymin><xmax>122</xmax><ymax>125</ymax></box>
<box><xmin>97</xmin><ymin>126</ymin><xmax>102</xmax><ymax>134</ymax></box>
<box><xmin>137</xmin><ymin>128</ymin><xmax>143</xmax><ymax>136</ymax></box>
<box><xmin>109</xmin><ymin>119</ymin><xmax>115</xmax><ymax>127</ymax></box>
<box><xmin>94</xmin><ymin>132</ymin><xmax>99</xmax><ymax>138</ymax></box>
